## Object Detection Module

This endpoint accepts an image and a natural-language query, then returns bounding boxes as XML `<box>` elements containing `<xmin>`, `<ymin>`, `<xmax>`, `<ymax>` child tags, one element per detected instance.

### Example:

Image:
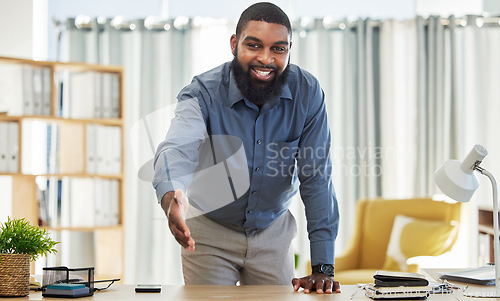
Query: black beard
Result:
<box><xmin>230</xmin><ymin>55</ymin><xmax>290</xmax><ymax>106</ymax></box>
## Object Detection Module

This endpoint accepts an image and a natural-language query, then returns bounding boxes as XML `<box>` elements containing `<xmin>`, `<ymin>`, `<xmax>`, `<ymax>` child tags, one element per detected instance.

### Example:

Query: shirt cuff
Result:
<box><xmin>310</xmin><ymin>240</ymin><xmax>335</xmax><ymax>266</ymax></box>
<box><xmin>154</xmin><ymin>180</ymin><xmax>185</xmax><ymax>203</ymax></box>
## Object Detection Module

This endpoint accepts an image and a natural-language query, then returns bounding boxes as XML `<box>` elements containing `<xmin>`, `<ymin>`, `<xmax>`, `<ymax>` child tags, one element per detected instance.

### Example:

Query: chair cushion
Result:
<box><xmin>335</xmin><ymin>269</ymin><xmax>380</xmax><ymax>285</ymax></box>
<box><xmin>382</xmin><ymin>215</ymin><xmax>457</xmax><ymax>271</ymax></box>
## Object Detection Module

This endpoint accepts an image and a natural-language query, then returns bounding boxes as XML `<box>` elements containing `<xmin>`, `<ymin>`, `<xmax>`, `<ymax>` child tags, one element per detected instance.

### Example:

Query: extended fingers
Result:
<box><xmin>332</xmin><ymin>280</ymin><xmax>341</xmax><ymax>293</ymax></box>
<box><xmin>168</xmin><ymin>217</ymin><xmax>195</xmax><ymax>251</ymax></box>
<box><xmin>292</xmin><ymin>277</ymin><xmax>309</xmax><ymax>291</ymax></box>
<box><xmin>316</xmin><ymin>279</ymin><xmax>325</xmax><ymax>294</ymax></box>
<box><xmin>294</xmin><ymin>276</ymin><xmax>339</xmax><ymax>294</ymax></box>
<box><xmin>303</xmin><ymin>278</ymin><xmax>315</xmax><ymax>294</ymax></box>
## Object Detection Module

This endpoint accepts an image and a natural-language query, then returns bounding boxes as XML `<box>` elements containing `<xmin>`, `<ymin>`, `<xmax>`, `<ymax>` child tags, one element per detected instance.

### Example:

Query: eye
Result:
<box><xmin>273</xmin><ymin>46</ymin><xmax>287</xmax><ymax>53</ymax></box>
<box><xmin>247</xmin><ymin>43</ymin><xmax>260</xmax><ymax>50</ymax></box>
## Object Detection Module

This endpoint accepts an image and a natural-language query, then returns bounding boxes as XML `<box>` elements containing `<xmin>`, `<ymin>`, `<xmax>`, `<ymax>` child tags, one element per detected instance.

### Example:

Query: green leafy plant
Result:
<box><xmin>0</xmin><ymin>217</ymin><xmax>59</xmax><ymax>262</ymax></box>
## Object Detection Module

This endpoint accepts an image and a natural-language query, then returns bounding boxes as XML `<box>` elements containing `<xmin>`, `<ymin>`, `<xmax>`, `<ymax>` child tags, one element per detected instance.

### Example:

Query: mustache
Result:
<box><xmin>249</xmin><ymin>64</ymin><xmax>277</xmax><ymax>71</ymax></box>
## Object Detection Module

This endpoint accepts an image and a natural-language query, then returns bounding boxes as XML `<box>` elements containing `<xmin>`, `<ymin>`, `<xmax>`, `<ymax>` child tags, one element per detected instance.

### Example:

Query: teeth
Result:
<box><xmin>255</xmin><ymin>69</ymin><xmax>271</xmax><ymax>76</ymax></box>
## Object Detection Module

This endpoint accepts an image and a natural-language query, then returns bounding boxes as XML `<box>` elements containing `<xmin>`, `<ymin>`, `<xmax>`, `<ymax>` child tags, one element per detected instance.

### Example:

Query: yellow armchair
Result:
<box><xmin>319</xmin><ymin>198</ymin><xmax>461</xmax><ymax>285</ymax></box>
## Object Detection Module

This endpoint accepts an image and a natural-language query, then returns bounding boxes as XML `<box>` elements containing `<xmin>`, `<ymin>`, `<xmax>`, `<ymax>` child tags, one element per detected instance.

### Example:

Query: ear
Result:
<box><xmin>230</xmin><ymin>34</ymin><xmax>238</xmax><ymax>56</ymax></box>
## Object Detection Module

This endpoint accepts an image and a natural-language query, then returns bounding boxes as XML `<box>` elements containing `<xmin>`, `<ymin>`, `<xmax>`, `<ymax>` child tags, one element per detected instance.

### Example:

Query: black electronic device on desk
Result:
<box><xmin>365</xmin><ymin>270</ymin><xmax>431</xmax><ymax>300</ymax></box>
<box><xmin>135</xmin><ymin>284</ymin><xmax>162</xmax><ymax>293</ymax></box>
<box><xmin>41</xmin><ymin>266</ymin><xmax>120</xmax><ymax>298</ymax></box>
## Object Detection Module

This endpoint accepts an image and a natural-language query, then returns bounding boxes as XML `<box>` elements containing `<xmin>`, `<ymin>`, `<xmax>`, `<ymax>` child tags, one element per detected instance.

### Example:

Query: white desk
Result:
<box><xmin>0</xmin><ymin>284</ymin><xmax>467</xmax><ymax>300</ymax></box>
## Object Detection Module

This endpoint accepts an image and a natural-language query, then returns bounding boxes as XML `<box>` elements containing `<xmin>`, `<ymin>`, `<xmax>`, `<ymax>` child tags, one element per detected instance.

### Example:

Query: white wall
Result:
<box><xmin>0</xmin><ymin>0</ymin><xmax>33</xmax><ymax>59</ymax></box>
<box><xmin>166</xmin><ymin>0</ymin><xmax>415</xmax><ymax>20</ymax></box>
<box><xmin>483</xmin><ymin>0</ymin><xmax>500</xmax><ymax>14</ymax></box>
<box><xmin>416</xmin><ymin>0</ymin><xmax>482</xmax><ymax>16</ymax></box>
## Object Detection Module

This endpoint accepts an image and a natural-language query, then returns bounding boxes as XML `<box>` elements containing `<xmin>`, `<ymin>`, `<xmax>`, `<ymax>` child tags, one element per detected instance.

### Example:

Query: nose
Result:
<box><xmin>257</xmin><ymin>49</ymin><xmax>274</xmax><ymax>66</ymax></box>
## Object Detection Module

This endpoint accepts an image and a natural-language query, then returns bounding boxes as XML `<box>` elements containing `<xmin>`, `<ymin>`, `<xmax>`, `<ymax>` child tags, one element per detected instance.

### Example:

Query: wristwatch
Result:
<box><xmin>311</xmin><ymin>264</ymin><xmax>335</xmax><ymax>277</ymax></box>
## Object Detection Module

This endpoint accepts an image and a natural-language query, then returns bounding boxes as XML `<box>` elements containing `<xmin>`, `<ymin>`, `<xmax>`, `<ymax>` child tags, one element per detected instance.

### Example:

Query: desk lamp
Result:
<box><xmin>435</xmin><ymin>144</ymin><xmax>500</xmax><ymax>296</ymax></box>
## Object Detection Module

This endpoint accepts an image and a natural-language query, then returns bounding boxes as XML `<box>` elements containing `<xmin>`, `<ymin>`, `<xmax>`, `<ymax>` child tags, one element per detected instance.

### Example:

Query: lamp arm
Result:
<box><xmin>477</xmin><ymin>168</ymin><xmax>500</xmax><ymax>291</ymax></box>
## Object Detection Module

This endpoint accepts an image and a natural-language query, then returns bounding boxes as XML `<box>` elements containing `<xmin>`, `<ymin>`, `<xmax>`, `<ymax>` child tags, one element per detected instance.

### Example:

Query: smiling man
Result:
<box><xmin>153</xmin><ymin>2</ymin><xmax>340</xmax><ymax>294</ymax></box>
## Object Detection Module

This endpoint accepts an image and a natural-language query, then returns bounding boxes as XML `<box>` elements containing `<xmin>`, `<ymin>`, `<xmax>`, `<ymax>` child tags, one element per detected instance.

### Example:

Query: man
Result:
<box><xmin>153</xmin><ymin>2</ymin><xmax>340</xmax><ymax>294</ymax></box>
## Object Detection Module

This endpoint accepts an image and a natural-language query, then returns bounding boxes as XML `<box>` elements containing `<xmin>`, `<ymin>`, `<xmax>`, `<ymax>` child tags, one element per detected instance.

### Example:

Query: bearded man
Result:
<box><xmin>153</xmin><ymin>2</ymin><xmax>340</xmax><ymax>294</ymax></box>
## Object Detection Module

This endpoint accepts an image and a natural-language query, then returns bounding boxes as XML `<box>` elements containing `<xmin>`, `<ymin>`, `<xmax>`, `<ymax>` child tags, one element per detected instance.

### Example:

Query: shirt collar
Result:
<box><xmin>227</xmin><ymin>67</ymin><xmax>293</xmax><ymax>108</ymax></box>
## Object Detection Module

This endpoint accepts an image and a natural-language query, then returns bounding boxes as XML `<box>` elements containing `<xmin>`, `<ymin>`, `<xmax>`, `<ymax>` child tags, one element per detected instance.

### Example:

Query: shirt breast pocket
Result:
<box><xmin>266</xmin><ymin>137</ymin><xmax>300</xmax><ymax>183</ymax></box>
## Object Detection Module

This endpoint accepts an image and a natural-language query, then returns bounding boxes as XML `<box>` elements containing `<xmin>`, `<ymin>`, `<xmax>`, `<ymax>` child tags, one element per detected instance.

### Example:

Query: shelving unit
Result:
<box><xmin>0</xmin><ymin>56</ymin><xmax>124</xmax><ymax>280</ymax></box>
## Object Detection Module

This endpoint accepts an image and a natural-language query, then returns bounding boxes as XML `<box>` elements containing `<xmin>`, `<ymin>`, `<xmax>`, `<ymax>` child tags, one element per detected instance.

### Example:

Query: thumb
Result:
<box><xmin>174</xmin><ymin>189</ymin><xmax>189</xmax><ymax>218</ymax></box>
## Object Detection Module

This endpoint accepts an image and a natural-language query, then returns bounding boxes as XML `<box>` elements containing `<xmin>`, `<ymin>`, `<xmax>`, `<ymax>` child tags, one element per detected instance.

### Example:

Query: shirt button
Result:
<box><xmin>251</xmin><ymin>191</ymin><xmax>257</xmax><ymax>195</ymax></box>
<box><xmin>255</xmin><ymin>167</ymin><xmax>260</xmax><ymax>172</ymax></box>
<box><xmin>247</xmin><ymin>210</ymin><xmax>252</xmax><ymax>214</ymax></box>
<box><xmin>256</xmin><ymin>139</ymin><xmax>262</xmax><ymax>145</ymax></box>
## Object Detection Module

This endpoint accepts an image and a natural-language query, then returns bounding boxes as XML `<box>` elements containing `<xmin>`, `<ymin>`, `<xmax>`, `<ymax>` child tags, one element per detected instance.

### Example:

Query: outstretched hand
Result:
<box><xmin>161</xmin><ymin>189</ymin><xmax>195</xmax><ymax>252</ymax></box>
<box><xmin>292</xmin><ymin>273</ymin><xmax>341</xmax><ymax>294</ymax></box>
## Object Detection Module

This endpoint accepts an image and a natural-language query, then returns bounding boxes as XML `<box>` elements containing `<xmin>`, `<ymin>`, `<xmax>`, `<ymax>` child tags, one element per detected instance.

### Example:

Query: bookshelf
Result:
<box><xmin>0</xmin><ymin>56</ymin><xmax>124</xmax><ymax>280</ymax></box>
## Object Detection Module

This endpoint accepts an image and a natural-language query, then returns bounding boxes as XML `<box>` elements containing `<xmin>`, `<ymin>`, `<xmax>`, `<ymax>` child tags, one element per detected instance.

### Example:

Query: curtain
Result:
<box><xmin>60</xmin><ymin>17</ymin><xmax>233</xmax><ymax>284</ymax></box>
<box><xmin>58</xmin><ymin>15</ymin><xmax>500</xmax><ymax>282</ymax></box>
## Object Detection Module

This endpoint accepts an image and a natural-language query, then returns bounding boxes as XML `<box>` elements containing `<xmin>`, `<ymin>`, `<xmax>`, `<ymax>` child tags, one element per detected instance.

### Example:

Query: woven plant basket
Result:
<box><xmin>0</xmin><ymin>253</ymin><xmax>30</xmax><ymax>297</ymax></box>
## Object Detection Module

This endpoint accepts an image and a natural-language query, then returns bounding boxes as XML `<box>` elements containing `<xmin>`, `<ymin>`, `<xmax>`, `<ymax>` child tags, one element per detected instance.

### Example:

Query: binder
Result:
<box><xmin>94</xmin><ymin>179</ymin><xmax>106</xmax><ymax>226</ymax></box>
<box><xmin>47</xmin><ymin>177</ymin><xmax>59</xmax><ymax>227</ymax></box>
<box><xmin>95</xmin><ymin>125</ymin><xmax>107</xmax><ymax>174</ymax></box>
<box><xmin>69</xmin><ymin>71</ymin><xmax>95</xmax><ymax>119</ymax></box>
<box><xmin>47</xmin><ymin>123</ymin><xmax>60</xmax><ymax>174</ymax></box>
<box><xmin>86</xmin><ymin>124</ymin><xmax>97</xmax><ymax>174</ymax></box>
<box><xmin>70</xmin><ymin>178</ymin><xmax>95</xmax><ymax>227</ymax></box>
<box><xmin>111</xmin><ymin>73</ymin><xmax>120</xmax><ymax>118</ymax></box>
<box><xmin>108</xmin><ymin>126</ymin><xmax>122</xmax><ymax>174</ymax></box>
<box><xmin>32</xmin><ymin>67</ymin><xmax>43</xmax><ymax>115</ymax></box>
<box><xmin>101</xmin><ymin>72</ymin><xmax>112</xmax><ymax>118</ymax></box>
<box><xmin>93</xmin><ymin>125</ymin><xmax>121</xmax><ymax>175</ymax></box>
<box><xmin>21</xmin><ymin>120</ymin><xmax>48</xmax><ymax>174</ymax></box>
<box><xmin>94</xmin><ymin>72</ymin><xmax>103</xmax><ymax>118</ymax></box>
<box><xmin>22</xmin><ymin>65</ymin><xmax>34</xmax><ymax>115</ymax></box>
<box><xmin>0</xmin><ymin>122</ymin><xmax>8</xmax><ymax>172</ymax></box>
<box><xmin>60</xmin><ymin>177</ymin><xmax>71</xmax><ymax>228</ymax></box>
<box><xmin>41</xmin><ymin>67</ymin><xmax>52</xmax><ymax>116</ymax></box>
<box><xmin>7</xmin><ymin>122</ymin><xmax>19</xmax><ymax>173</ymax></box>
<box><xmin>0</xmin><ymin>63</ymin><xmax>23</xmax><ymax>115</ymax></box>
<box><xmin>109</xmin><ymin>180</ymin><xmax>120</xmax><ymax>225</ymax></box>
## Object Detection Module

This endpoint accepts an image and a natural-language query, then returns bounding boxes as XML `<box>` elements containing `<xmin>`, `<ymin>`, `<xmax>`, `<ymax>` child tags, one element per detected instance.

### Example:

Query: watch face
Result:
<box><xmin>321</xmin><ymin>265</ymin><xmax>334</xmax><ymax>276</ymax></box>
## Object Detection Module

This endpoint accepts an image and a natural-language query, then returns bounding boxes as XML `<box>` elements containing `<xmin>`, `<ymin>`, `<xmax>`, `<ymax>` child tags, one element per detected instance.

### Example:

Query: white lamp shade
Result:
<box><xmin>434</xmin><ymin>145</ymin><xmax>488</xmax><ymax>202</ymax></box>
<box><xmin>434</xmin><ymin>159</ymin><xmax>479</xmax><ymax>203</ymax></box>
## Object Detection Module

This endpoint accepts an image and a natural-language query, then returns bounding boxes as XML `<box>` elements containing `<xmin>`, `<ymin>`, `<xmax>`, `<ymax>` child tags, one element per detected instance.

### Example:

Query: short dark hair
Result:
<box><xmin>236</xmin><ymin>2</ymin><xmax>292</xmax><ymax>38</ymax></box>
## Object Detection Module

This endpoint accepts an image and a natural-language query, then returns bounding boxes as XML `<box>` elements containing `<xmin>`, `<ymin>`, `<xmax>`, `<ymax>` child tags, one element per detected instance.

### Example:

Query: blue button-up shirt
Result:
<box><xmin>153</xmin><ymin>62</ymin><xmax>339</xmax><ymax>266</ymax></box>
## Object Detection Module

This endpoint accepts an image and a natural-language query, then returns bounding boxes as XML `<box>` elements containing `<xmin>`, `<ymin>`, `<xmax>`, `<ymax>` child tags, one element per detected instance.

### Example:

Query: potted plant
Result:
<box><xmin>0</xmin><ymin>217</ymin><xmax>58</xmax><ymax>297</ymax></box>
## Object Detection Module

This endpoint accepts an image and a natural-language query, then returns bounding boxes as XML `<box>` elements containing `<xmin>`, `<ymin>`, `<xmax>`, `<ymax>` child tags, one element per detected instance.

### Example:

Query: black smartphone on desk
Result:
<box><xmin>135</xmin><ymin>284</ymin><xmax>162</xmax><ymax>293</ymax></box>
